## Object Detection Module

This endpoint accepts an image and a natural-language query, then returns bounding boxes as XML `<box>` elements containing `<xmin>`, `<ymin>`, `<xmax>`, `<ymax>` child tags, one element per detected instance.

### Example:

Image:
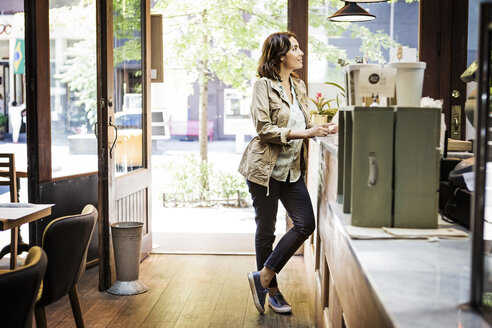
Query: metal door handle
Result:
<box><xmin>109</xmin><ymin>117</ymin><xmax>118</xmax><ymax>158</ymax></box>
<box><xmin>454</xmin><ymin>117</ymin><xmax>459</xmax><ymax>130</ymax></box>
<box><xmin>368</xmin><ymin>152</ymin><xmax>378</xmax><ymax>187</ymax></box>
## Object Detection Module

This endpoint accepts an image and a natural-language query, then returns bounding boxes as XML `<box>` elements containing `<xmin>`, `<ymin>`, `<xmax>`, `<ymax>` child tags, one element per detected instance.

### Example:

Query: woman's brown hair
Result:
<box><xmin>258</xmin><ymin>31</ymin><xmax>299</xmax><ymax>81</ymax></box>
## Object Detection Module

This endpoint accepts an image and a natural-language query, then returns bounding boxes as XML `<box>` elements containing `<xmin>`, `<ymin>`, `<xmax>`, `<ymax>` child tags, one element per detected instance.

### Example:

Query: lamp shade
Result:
<box><xmin>328</xmin><ymin>2</ymin><xmax>376</xmax><ymax>22</ymax></box>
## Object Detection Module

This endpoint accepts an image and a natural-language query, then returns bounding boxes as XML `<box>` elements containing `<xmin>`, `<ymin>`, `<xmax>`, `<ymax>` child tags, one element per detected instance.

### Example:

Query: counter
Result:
<box><xmin>304</xmin><ymin>136</ymin><xmax>490</xmax><ymax>328</ymax></box>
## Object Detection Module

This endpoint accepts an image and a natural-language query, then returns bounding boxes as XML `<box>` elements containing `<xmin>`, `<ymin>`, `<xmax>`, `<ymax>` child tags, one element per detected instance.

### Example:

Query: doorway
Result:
<box><xmin>147</xmin><ymin>1</ymin><xmax>291</xmax><ymax>254</ymax></box>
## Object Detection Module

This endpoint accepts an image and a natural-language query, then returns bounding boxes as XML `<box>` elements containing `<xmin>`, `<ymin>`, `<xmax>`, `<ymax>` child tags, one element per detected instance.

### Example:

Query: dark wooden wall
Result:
<box><xmin>419</xmin><ymin>0</ymin><xmax>469</xmax><ymax>139</ymax></box>
<box><xmin>288</xmin><ymin>0</ymin><xmax>309</xmax><ymax>86</ymax></box>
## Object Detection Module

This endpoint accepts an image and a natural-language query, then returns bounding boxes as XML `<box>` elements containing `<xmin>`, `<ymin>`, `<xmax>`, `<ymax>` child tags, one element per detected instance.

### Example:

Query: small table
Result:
<box><xmin>0</xmin><ymin>203</ymin><xmax>52</xmax><ymax>269</ymax></box>
<box><xmin>0</xmin><ymin>166</ymin><xmax>30</xmax><ymax>264</ymax></box>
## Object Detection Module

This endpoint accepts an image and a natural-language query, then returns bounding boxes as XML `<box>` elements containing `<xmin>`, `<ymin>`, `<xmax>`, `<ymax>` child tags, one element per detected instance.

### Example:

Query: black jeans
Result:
<box><xmin>247</xmin><ymin>177</ymin><xmax>315</xmax><ymax>288</ymax></box>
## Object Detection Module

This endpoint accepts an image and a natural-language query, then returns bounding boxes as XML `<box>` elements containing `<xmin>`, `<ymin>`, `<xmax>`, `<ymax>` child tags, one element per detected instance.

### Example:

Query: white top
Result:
<box><xmin>271</xmin><ymin>77</ymin><xmax>306</xmax><ymax>183</ymax></box>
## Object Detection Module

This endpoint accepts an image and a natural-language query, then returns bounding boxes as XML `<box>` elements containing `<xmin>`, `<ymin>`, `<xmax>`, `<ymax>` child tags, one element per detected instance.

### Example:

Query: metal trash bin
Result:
<box><xmin>107</xmin><ymin>222</ymin><xmax>149</xmax><ymax>295</ymax></box>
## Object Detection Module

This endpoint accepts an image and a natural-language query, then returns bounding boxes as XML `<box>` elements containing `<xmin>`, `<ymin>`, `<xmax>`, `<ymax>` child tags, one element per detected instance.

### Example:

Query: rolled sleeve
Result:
<box><xmin>280</xmin><ymin>127</ymin><xmax>291</xmax><ymax>144</ymax></box>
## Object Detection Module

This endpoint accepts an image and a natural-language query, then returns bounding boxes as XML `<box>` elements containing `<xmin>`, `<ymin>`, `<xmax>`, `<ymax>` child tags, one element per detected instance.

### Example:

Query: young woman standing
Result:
<box><xmin>238</xmin><ymin>32</ymin><xmax>337</xmax><ymax>314</ymax></box>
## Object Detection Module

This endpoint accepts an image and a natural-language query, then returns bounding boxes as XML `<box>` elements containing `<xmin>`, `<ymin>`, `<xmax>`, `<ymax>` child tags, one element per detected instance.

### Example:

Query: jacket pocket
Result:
<box><xmin>251</xmin><ymin>141</ymin><xmax>268</xmax><ymax>154</ymax></box>
<box><xmin>248</xmin><ymin>142</ymin><xmax>269</xmax><ymax>172</ymax></box>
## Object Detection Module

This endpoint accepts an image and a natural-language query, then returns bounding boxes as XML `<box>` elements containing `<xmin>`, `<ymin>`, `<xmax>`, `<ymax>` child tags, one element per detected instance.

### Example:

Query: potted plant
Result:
<box><xmin>325</xmin><ymin>81</ymin><xmax>346</xmax><ymax>122</ymax></box>
<box><xmin>309</xmin><ymin>92</ymin><xmax>331</xmax><ymax>124</ymax></box>
<box><xmin>0</xmin><ymin>113</ymin><xmax>7</xmax><ymax>141</ymax></box>
<box><xmin>309</xmin><ymin>82</ymin><xmax>346</xmax><ymax>124</ymax></box>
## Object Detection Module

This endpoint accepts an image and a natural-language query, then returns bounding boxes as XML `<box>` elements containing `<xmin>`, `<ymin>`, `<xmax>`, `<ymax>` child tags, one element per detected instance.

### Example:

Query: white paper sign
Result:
<box><xmin>390</xmin><ymin>47</ymin><xmax>417</xmax><ymax>62</ymax></box>
<box><xmin>358</xmin><ymin>68</ymin><xmax>397</xmax><ymax>98</ymax></box>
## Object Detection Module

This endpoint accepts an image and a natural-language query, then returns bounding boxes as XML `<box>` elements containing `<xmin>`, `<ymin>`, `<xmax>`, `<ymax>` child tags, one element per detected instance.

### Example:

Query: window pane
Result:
<box><xmin>468</xmin><ymin>0</ymin><xmax>479</xmax><ymax>66</ymax></box>
<box><xmin>113</xmin><ymin>0</ymin><xmax>144</xmax><ymax>176</ymax></box>
<box><xmin>0</xmin><ymin>1</ymin><xmax>31</xmax><ymax>247</ymax></box>
<box><xmin>466</xmin><ymin>0</ymin><xmax>479</xmax><ymax>140</ymax></box>
<box><xmin>49</xmin><ymin>0</ymin><xmax>97</xmax><ymax>177</ymax></box>
<box><xmin>0</xmin><ymin>8</ymin><xmax>26</xmax><ymax>149</ymax></box>
<box><xmin>308</xmin><ymin>0</ymin><xmax>420</xmax><ymax>106</ymax></box>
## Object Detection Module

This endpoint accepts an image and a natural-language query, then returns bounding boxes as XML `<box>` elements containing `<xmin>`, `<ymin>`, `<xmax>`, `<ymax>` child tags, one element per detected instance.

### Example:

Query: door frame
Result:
<box><xmin>25</xmin><ymin>0</ymin><xmax>51</xmax><ymax>243</ymax></box>
<box><xmin>419</xmin><ymin>0</ymin><xmax>469</xmax><ymax>140</ymax></box>
<box><xmin>97</xmin><ymin>0</ymin><xmax>152</xmax><ymax>290</ymax></box>
<box><xmin>96</xmin><ymin>0</ymin><xmax>115</xmax><ymax>290</ymax></box>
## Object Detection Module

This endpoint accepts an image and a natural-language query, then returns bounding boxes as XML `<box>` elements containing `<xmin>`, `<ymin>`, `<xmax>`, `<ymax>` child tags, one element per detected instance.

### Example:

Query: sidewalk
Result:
<box><xmin>152</xmin><ymin>205</ymin><xmax>287</xmax><ymax>254</ymax></box>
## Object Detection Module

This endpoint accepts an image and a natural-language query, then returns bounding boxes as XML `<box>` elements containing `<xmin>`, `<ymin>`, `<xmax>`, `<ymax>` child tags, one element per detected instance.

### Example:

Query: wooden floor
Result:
<box><xmin>44</xmin><ymin>254</ymin><xmax>315</xmax><ymax>328</ymax></box>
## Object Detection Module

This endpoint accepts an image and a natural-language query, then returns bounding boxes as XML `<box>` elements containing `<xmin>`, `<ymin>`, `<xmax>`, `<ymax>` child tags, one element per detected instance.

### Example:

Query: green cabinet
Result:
<box><xmin>350</xmin><ymin>107</ymin><xmax>394</xmax><ymax>227</ymax></box>
<box><xmin>393</xmin><ymin>107</ymin><xmax>440</xmax><ymax>228</ymax></box>
<box><xmin>338</xmin><ymin>106</ymin><xmax>440</xmax><ymax>228</ymax></box>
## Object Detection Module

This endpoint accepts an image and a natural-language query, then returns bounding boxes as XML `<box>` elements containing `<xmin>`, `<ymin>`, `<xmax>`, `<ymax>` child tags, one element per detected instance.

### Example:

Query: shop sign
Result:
<box><xmin>0</xmin><ymin>24</ymin><xmax>12</xmax><ymax>35</ymax></box>
<box><xmin>0</xmin><ymin>16</ymin><xmax>24</xmax><ymax>40</ymax></box>
<box><xmin>13</xmin><ymin>39</ymin><xmax>24</xmax><ymax>75</ymax></box>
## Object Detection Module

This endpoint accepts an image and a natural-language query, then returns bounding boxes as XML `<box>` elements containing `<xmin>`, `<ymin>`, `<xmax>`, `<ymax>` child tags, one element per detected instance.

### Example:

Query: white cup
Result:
<box><xmin>385</xmin><ymin>62</ymin><xmax>426</xmax><ymax>107</ymax></box>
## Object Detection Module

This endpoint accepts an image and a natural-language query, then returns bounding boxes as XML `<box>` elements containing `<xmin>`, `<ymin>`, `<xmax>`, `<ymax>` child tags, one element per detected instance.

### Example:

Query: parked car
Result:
<box><xmin>114</xmin><ymin>109</ymin><xmax>142</xmax><ymax>130</ymax></box>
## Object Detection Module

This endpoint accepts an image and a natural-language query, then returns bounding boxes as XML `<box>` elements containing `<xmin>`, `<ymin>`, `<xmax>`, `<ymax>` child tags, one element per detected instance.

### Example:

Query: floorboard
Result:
<box><xmin>42</xmin><ymin>254</ymin><xmax>314</xmax><ymax>328</ymax></box>
<box><xmin>208</xmin><ymin>256</ymin><xmax>251</xmax><ymax>328</ymax></box>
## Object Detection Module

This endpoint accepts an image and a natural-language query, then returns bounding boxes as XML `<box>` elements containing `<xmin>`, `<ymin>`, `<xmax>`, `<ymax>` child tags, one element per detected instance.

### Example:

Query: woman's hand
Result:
<box><xmin>305</xmin><ymin>123</ymin><xmax>337</xmax><ymax>138</ymax></box>
<box><xmin>287</xmin><ymin>123</ymin><xmax>338</xmax><ymax>140</ymax></box>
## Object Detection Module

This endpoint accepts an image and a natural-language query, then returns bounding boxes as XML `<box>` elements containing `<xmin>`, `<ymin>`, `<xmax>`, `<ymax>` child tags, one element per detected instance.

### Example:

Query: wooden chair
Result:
<box><xmin>0</xmin><ymin>246</ymin><xmax>48</xmax><ymax>328</ymax></box>
<box><xmin>0</xmin><ymin>153</ymin><xmax>29</xmax><ymax>265</ymax></box>
<box><xmin>0</xmin><ymin>153</ymin><xmax>17</xmax><ymax>202</ymax></box>
<box><xmin>35</xmin><ymin>204</ymin><xmax>98</xmax><ymax>328</ymax></box>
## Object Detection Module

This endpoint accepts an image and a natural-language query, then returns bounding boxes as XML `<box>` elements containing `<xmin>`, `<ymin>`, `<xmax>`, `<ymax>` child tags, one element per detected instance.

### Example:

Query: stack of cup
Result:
<box><xmin>385</xmin><ymin>62</ymin><xmax>426</xmax><ymax>107</ymax></box>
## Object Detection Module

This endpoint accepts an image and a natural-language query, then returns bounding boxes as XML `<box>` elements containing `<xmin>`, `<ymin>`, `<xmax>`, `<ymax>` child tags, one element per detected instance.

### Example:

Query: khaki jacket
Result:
<box><xmin>238</xmin><ymin>76</ymin><xmax>314</xmax><ymax>188</ymax></box>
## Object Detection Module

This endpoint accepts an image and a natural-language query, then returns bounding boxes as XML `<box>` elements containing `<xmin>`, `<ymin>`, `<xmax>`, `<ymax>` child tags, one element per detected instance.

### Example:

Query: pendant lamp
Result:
<box><xmin>328</xmin><ymin>2</ymin><xmax>376</xmax><ymax>22</ymax></box>
<box><xmin>344</xmin><ymin>0</ymin><xmax>389</xmax><ymax>2</ymax></box>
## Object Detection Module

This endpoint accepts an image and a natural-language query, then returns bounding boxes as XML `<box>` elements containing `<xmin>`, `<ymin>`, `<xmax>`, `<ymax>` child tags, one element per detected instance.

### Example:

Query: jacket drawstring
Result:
<box><xmin>266</xmin><ymin>166</ymin><xmax>273</xmax><ymax>196</ymax></box>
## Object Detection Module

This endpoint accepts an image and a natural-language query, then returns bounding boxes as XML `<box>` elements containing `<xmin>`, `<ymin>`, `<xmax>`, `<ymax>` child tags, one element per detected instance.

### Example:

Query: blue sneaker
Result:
<box><xmin>247</xmin><ymin>271</ymin><xmax>268</xmax><ymax>314</ymax></box>
<box><xmin>269</xmin><ymin>291</ymin><xmax>292</xmax><ymax>314</ymax></box>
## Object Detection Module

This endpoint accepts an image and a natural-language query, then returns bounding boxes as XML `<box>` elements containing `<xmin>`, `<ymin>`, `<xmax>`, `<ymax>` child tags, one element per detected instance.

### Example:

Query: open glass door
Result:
<box><xmin>97</xmin><ymin>0</ymin><xmax>152</xmax><ymax>290</ymax></box>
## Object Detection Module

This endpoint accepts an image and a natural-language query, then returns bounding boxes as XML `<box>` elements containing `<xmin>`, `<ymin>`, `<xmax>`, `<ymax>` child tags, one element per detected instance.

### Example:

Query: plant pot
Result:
<box><xmin>311</xmin><ymin>114</ymin><xmax>328</xmax><ymax>124</ymax></box>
